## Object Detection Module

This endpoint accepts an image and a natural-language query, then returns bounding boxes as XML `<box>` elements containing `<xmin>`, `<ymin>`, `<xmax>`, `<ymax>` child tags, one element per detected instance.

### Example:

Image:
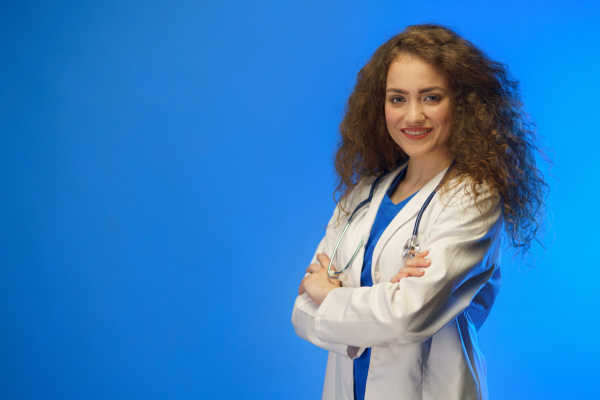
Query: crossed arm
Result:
<box><xmin>298</xmin><ymin>251</ymin><xmax>431</xmax><ymax>306</ymax></box>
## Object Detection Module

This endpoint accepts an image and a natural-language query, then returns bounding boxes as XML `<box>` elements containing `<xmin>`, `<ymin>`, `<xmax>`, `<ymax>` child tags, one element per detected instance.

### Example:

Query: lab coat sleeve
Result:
<box><xmin>313</xmin><ymin>185</ymin><xmax>503</xmax><ymax>347</ymax></box>
<box><xmin>292</xmin><ymin>294</ymin><xmax>358</xmax><ymax>358</ymax></box>
<box><xmin>291</xmin><ymin>184</ymin><xmax>368</xmax><ymax>359</ymax></box>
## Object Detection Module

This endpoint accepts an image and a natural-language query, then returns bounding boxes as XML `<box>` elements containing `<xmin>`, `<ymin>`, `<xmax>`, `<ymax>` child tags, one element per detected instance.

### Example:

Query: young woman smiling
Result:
<box><xmin>292</xmin><ymin>24</ymin><xmax>547</xmax><ymax>400</ymax></box>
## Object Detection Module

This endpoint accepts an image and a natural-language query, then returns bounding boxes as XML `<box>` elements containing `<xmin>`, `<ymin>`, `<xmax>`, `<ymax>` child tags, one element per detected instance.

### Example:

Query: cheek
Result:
<box><xmin>384</xmin><ymin>105</ymin><xmax>399</xmax><ymax>128</ymax></box>
<box><xmin>431</xmin><ymin>106</ymin><xmax>452</xmax><ymax>127</ymax></box>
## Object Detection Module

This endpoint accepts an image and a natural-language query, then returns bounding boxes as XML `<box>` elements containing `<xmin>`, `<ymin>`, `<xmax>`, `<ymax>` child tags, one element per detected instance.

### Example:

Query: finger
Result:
<box><xmin>391</xmin><ymin>266</ymin><xmax>427</xmax><ymax>283</ymax></box>
<box><xmin>316</xmin><ymin>254</ymin><xmax>333</xmax><ymax>270</ymax></box>
<box><xmin>299</xmin><ymin>278</ymin><xmax>306</xmax><ymax>295</ymax></box>
<box><xmin>391</xmin><ymin>272</ymin><xmax>411</xmax><ymax>283</ymax></box>
<box><xmin>305</xmin><ymin>263</ymin><xmax>322</xmax><ymax>274</ymax></box>
<box><xmin>415</xmin><ymin>250</ymin><xmax>429</xmax><ymax>258</ymax></box>
<box><xmin>397</xmin><ymin>266</ymin><xmax>426</xmax><ymax>276</ymax></box>
<box><xmin>404</xmin><ymin>257</ymin><xmax>431</xmax><ymax>269</ymax></box>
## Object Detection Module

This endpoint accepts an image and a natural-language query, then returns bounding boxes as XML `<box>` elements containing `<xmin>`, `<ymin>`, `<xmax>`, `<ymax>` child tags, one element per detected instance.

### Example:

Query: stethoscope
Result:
<box><xmin>327</xmin><ymin>164</ymin><xmax>452</xmax><ymax>281</ymax></box>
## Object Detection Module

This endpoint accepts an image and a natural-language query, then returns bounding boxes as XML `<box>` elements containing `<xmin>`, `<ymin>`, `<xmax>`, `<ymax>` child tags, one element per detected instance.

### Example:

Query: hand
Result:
<box><xmin>298</xmin><ymin>254</ymin><xmax>342</xmax><ymax>306</ymax></box>
<box><xmin>390</xmin><ymin>251</ymin><xmax>431</xmax><ymax>283</ymax></box>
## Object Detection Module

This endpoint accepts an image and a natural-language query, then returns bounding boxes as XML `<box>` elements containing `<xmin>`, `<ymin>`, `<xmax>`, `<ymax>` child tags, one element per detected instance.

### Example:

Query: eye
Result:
<box><xmin>424</xmin><ymin>94</ymin><xmax>441</xmax><ymax>102</ymax></box>
<box><xmin>389</xmin><ymin>96</ymin><xmax>405</xmax><ymax>104</ymax></box>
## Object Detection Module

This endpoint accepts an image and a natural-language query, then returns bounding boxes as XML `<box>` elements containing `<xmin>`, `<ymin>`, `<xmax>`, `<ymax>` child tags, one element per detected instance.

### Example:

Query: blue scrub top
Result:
<box><xmin>353</xmin><ymin>169</ymin><xmax>417</xmax><ymax>400</ymax></box>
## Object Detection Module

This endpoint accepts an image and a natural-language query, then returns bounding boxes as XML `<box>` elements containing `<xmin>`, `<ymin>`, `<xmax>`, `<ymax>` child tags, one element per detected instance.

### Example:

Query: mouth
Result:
<box><xmin>401</xmin><ymin>128</ymin><xmax>432</xmax><ymax>140</ymax></box>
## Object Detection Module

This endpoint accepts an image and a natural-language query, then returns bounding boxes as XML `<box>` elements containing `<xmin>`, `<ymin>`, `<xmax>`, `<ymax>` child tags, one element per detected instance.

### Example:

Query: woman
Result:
<box><xmin>291</xmin><ymin>24</ymin><xmax>547</xmax><ymax>400</ymax></box>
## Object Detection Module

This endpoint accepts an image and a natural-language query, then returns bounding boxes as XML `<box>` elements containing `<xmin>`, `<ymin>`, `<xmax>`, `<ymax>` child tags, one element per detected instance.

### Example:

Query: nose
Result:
<box><xmin>405</xmin><ymin>101</ymin><xmax>426</xmax><ymax>125</ymax></box>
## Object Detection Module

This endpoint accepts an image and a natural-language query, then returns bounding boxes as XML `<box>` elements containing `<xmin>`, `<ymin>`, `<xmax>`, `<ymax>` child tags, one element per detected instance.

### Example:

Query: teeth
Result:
<box><xmin>403</xmin><ymin>129</ymin><xmax>431</xmax><ymax>135</ymax></box>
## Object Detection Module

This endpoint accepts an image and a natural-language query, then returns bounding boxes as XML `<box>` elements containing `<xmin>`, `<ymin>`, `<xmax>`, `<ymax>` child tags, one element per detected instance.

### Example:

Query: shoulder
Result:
<box><xmin>433</xmin><ymin>176</ymin><xmax>503</xmax><ymax>232</ymax></box>
<box><xmin>327</xmin><ymin>173</ymin><xmax>380</xmax><ymax>230</ymax></box>
<box><xmin>343</xmin><ymin>164</ymin><xmax>408</xmax><ymax>208</ymax></box>
<box><xmin>439</xmin><ymin>175</ymin><xmax>500</xmax><ymax>210</ymax></box>
<box><xmin>335</xmin><ymin>174</ymin><xmax>378</xmax><ymax>211</ymax></box>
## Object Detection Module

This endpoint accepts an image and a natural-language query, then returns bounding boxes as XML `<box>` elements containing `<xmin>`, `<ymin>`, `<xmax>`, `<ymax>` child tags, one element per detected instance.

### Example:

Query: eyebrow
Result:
<box><xmin>386</xmin><ymin>86</ymin><xmax>448</xmax><ymax>94</ymax></box>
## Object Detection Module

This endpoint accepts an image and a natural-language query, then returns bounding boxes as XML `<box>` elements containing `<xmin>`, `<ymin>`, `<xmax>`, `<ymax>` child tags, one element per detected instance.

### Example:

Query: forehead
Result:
<box><xmin>386</xmin><ymin>54</ymin><xmax>448</xmax><ymax>88</ymax></box>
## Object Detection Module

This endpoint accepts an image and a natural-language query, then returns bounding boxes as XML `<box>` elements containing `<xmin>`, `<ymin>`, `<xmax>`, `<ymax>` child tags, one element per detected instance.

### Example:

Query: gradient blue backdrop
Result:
<box><xmin>1</xmin><ymin>1</ymin><xmax>599</xmax><ymax>399</ymax></box>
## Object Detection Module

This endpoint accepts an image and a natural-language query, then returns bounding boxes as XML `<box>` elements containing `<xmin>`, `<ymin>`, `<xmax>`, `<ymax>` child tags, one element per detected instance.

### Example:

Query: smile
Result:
<box><xmin>401</xmin><ymin>128</ymin><xmax>433</xmax><ymax>140</ymax></box>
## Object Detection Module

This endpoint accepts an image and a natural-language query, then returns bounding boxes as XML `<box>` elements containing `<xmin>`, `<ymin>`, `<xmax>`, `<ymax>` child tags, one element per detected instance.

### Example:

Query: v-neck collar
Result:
<box><xmin>366</xmin><ymin>163</ymin><xmax>450</xmax><ymax>275</ymax></box>
<box><xmin>345</xmin><ymin>162</ymin><xmax>450</xmax><ymax>285</ymax></box>
<box><xmin>384</xmin><ymin>167</ymin><xmax>418</xmax><ymax>208</ymax></box>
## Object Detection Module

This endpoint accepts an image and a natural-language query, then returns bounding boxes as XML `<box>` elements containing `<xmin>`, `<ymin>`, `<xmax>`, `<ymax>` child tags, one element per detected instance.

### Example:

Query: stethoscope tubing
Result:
<box><xmin>327</xmin><ymin>173</ymin><xmax>387</xmax><ymax>279</ymax></box>
<box><xmin>326</xmin><ymin>163</ymin><xmax>453</xmax><ymax>280</ymax></box>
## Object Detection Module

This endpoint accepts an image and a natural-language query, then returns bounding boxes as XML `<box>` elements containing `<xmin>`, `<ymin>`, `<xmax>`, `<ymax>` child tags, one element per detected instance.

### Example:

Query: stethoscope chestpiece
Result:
<box><xmin>402</xmin><ymin>235</ymin><xmax>420</xmax><ymax>259</ymax></box>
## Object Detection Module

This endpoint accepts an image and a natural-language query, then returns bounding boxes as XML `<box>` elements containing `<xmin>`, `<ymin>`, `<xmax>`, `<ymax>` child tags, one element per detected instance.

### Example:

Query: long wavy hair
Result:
<box><xmin>335</xmin><ymin>24</ymin><xmax>548</xmax><ymax>253</ymax></box>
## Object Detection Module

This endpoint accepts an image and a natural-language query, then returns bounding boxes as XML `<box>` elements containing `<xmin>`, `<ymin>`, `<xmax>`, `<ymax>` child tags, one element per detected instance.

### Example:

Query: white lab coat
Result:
<box><xmin>292</xmin><ymin>164</ymin><xmax>503</xmax><ymax>400</ymax></box>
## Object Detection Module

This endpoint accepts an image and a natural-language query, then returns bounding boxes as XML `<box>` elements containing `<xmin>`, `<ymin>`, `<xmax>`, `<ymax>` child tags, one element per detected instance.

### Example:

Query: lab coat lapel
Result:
<box><xmin>359</xmin><ymin>166</ymin><xmax>407</xmax><ymax>241</ymax></box>
<box><xmin>371</xmin><ymin>166</ymin><xmax>450</xmax><ymax>274</ymax></box>
<box><xmin>346</xmin><ymin>166</ymin><xmax>407</xmax><ymax>286</ymax></box>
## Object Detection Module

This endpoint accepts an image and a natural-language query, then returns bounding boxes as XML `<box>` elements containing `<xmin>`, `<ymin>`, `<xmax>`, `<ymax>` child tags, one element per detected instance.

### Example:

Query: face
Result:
<box><xmin>384</xmin><ymin>54</ymin><xmax>452</xmax><ymax>164</ymax></box>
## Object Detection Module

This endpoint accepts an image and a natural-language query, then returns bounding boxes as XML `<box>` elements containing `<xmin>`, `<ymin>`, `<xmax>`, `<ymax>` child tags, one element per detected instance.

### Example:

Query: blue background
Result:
<box><xmin>1</xmin><ymin>1</ymin><xmax>599</xmax><ymax>399</ymax></box>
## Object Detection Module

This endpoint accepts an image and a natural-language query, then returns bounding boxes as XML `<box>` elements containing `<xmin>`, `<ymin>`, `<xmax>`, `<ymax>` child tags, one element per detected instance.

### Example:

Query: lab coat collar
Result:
<box><xmin>345</xmin><ymin>166</ymin><xmax>404</xmax><ymax>287</ymax></box>
<box><xmin>368</xmin><ymin>163</ymin><xmax>450</xmax><ymax>280</ymax></box>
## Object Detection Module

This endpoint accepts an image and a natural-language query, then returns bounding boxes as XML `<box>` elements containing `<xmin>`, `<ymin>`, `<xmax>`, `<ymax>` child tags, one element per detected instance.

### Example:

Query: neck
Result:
<box><xmin>404</xmin><ymin>154</ymin><xmax>452</xmax><ymax>187</ymax></box>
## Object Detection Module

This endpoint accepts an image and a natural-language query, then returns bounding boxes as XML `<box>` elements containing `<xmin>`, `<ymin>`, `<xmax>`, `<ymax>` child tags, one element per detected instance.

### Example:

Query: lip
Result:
<box><xmin>401</xmin><ymin>127</ymin><xmax>433</xmax><ymax>140</ymax></box>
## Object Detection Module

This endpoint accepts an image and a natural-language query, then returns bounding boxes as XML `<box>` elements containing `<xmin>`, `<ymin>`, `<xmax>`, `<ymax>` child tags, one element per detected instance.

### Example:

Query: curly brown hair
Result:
<box><xmin>334</xmin><ymin>24</ymin><xmax>548</xmax><ymax>253</ymax></box>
